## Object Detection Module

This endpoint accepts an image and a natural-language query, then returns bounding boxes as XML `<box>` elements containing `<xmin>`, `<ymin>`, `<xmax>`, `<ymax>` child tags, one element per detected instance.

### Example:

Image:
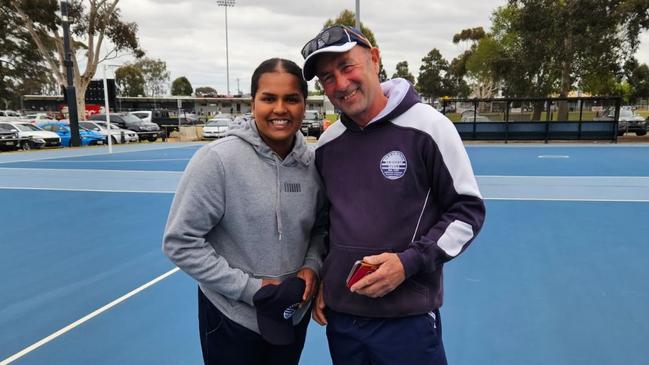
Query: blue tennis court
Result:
<box><xmin>1</xmin><ymin>142</ymin><xmax>648</xmax><ymax>365</ymax></box>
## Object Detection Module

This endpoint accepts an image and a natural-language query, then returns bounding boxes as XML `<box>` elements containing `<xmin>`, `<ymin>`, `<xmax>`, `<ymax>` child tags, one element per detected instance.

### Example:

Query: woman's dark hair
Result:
<box><xmin>250</xmin><ymin>58</ymin><xmax>308</xmax><ymax>102</ymax></box>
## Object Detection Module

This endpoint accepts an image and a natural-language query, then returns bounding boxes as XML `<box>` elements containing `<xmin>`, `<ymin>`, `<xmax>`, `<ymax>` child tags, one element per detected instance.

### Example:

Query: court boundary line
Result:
<box><xmin>0</xmin><ymin>143</ymin><xmax>202</xmax><ymax>164</ymax></box>
<box><xmin>0</xmin><ymin>167</ymin><xmax>183</xmax><ymax>174</ymax></box>
<box><xmin>0</xmin><ymin>268</ymin><xmax>180</xmax><ymax>365</ymax></box>
<box><xmin>478</xmin><ymin>175</ymin><xmax>649</xmax><ymax>179</ymax></box>
<box><xmin>485</xmin><ymin>197</ymin><xmax>649</xmax><ymax>203</ymax></box>
<box><xmin>0</xmin><ymin>186</ymin><xmax>176</xmax><ymax>194</ymax></box>
<box><xmin>24</xmin><ymin>158</ymin><xmax>190</xmax><ymax>163</ymax></box>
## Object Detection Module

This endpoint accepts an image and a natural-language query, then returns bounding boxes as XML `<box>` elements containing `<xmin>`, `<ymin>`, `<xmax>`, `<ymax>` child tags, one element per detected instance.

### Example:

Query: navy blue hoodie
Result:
<box><xmin>315</xmin><ymin>79</ymin><xmax>485</xmax><ymax>318</ymax></box>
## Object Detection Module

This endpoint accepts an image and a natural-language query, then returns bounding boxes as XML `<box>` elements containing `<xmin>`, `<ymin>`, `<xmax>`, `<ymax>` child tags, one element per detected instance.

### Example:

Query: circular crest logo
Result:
<box><xmin>283</xmin><ymin>303</ymin><xmax>300</xmax><ymax>320</ymax></box>
<box><xmin>380</xmin><ymin>151</ymin><xmax>407</xmax><ymax>180</ymax></box>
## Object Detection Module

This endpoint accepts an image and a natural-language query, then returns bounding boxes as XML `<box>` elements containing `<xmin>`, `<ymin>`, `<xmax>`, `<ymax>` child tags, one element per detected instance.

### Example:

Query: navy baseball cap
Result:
<box><xmin>301</xmin><ymin>25</ymin><xmax>373</xmax><ymax>81</ymax></box>
<box><xmin>253</xmin><ymin>277</ymin><xmax>309</xmax><ymax>345</ymax></box>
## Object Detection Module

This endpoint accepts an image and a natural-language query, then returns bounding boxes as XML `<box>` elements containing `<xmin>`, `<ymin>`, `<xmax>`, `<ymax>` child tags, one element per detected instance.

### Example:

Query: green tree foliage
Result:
<box><xmin>391</xmin><ymin>61</ymin><xmax>416</xmax><ymax>85</ymax></box>
<box><xmin>9</xmin><ymin>0</ymin><xmax>144</xmax><ymax>116</ymax></box>
<box><xmin>171</xmin><ymin>76</ymin><xmax>193</xmax><ymax>96</ymax></box>
<box><xmin>114</xmin><ymin>64</ymin><xmax>145</xmax><ymax>97</ymax></box>
<box><xmin>134</xmin><ymin>58</ymin><xmax>170</xmax><ymax>97</ymax></box>
<box><xmin>625</xmin><ymin>59</ymin><xmax>649</xmax><ymax>101</ymax></box>
<box><xmin>416</xmin><ymin>49</ymin><xmax>456</xmax><ymax>99</ymax></box>
<box><xmin>0</xmin><ymin>1</ymin><xmax>56</xmax><ymax>108</ymax></box>
<box><xmin>195</xmin><ymin>86</ymin><xmax>218</xmax><ymax>97</ymax></box>
<box><xmin>323</xmin><ymin>9</ymin><xmax>388</xmax><ymax>81</ymax></box>
<box><xmin>450</xmin><ymin>27</ymin><xmax>490</xmax><ymax>98</ymax></box>
<box><xmin>487</xmin><ymin>0</ymin><xmax>649</xmax><ymax>119</ymax></box>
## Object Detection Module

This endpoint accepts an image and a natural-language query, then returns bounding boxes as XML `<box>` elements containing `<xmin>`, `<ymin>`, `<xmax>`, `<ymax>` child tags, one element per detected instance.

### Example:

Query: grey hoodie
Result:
<box><xmin>162</xmin><ymin>118</ymin><xmax>327</xmax><ymax>333</ymax></box>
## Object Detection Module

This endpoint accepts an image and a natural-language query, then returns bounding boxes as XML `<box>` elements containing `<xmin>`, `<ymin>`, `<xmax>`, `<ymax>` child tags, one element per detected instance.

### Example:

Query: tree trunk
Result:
<box><xmin>557</xmin><ymin>35</ymin><xmax>572</xmax><ymax>121</ymax></box>
<box><xmin>532</xmin><ymin>101</ymin><xmax>544</xmax><ymax>121</ymax></box>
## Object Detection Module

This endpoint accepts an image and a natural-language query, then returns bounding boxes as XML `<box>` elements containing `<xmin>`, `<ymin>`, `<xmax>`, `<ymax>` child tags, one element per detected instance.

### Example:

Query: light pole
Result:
<box><xmin>103</xmin><ymin>64</ymin><xmax>121</xmax><ymax>154</ymax></box>
<box><xmin>355</xmin><ymin>0</ymin><xmax>360</xmax><ymax>29</ymax></box>
<box><xmin>60</xmin><ymin>0</ymin><xmax>81</xmax><ymax>147</ymax></box>
<box><xmin>217</xmin><ymin>0</ymin><xmax>235</xmax><ymax>96</ymax></box>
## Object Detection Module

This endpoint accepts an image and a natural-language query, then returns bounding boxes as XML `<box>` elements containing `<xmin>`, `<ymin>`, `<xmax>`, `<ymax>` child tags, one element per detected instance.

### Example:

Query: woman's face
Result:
<box><xmin>252</xmin><ymin>71</ymin><xmax>305</xmax><ymax>150</ymax></box>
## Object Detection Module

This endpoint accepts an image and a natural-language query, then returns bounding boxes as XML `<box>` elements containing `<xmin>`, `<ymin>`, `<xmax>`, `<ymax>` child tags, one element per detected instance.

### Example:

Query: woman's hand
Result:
<box><xmin>296</xmin><ymin>267</ymin><xmax>318</xmax><ymax>303</ymax></box>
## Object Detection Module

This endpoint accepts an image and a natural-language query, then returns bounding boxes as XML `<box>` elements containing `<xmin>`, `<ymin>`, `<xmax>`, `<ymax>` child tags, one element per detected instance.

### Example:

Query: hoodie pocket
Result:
<box><xmin>323</xmin><ymin>242</ymin><xmax>432</xmax><ymax>317</ymax></box>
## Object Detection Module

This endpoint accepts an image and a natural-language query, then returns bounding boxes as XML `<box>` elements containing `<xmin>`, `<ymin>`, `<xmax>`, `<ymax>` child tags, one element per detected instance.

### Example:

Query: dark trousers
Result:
<box><xmin>198</xmin><ymin>287</ymin><xmax>309</xmax><ymax>365</ymax></box>
<box><xmin>326</xmin><ymin>309</ymin><xmax>448</xmax><ymax>365</ymax></box>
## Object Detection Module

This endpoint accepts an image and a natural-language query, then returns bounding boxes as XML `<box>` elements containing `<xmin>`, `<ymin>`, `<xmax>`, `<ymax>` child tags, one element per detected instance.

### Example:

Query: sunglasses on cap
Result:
<box><xmin>300</xmin><ymin>25</ymin><xmax>372</xmax><ymax>59</ymax></box>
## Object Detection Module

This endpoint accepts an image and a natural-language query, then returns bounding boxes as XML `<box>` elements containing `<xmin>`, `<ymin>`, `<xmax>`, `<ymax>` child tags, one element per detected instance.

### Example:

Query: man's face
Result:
<box><xmin>314</xmin><ymin>46</ymin><xmax>382</xmax><ymax>126</ymax></box>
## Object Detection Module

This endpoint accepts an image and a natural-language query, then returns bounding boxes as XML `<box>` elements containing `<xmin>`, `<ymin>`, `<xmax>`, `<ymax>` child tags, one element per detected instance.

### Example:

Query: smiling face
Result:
<box><xmin>315</xmin><ymin>46</ymin><xmax>387</xmax><ymax>127</ymax></box>
<box><xmin>252</xmin><ymin>70</ymin><xmax>305</xmax><ymax>158</ymax></box>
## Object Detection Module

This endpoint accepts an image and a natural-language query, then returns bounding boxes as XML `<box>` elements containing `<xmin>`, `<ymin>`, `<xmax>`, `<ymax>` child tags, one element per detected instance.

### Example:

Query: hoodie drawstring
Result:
<box><xmin>274</xmin><ymin>157</ymin><xmax>283</xmax><ymax>241</ymax></box>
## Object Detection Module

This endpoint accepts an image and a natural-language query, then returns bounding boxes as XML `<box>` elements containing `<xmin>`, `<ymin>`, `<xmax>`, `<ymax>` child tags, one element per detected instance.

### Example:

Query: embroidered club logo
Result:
<box><xmin>283</xmin><ymin>303</ymin><xmax>300</xmax><ymax>320</ymax></box>
<box><xmin>380</xmin><ymin>151</ymin><xmax>407</xmax><ymax>180</ymax></box>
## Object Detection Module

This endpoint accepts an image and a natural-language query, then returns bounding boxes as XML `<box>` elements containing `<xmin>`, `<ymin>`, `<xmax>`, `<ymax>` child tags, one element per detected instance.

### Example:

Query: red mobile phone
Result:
<box><xmin>345</xmin><ymin>260</ymin><xmax>378</xmax><ymax>288</ymax></box>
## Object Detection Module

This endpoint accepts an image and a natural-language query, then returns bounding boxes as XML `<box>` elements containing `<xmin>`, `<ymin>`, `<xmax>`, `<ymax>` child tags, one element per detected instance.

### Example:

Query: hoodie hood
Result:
<box><xmin>228</xmin><ymin>117</ymin><xmax>313</xmax><ymax>167</ymax></box>
<box><xmin>340</xmin><ymin>78</ymin><xmax>421</xmax><ymax>131</ymax></box>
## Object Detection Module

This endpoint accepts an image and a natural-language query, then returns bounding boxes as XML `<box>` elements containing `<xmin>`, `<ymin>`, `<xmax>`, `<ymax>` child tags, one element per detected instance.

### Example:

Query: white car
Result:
<box><xmin>0</xmin><ymin>121</ymin><xmax>61</xmax><ymax>149</ymax></box>
<box><xmin>203</xmin><ymin>118</ymin><xmax>232</xmax><ymax>139</ymax></box>
<box><xmin>21</xmin><ymin>113</ymin><xmax>50</xmax><ymax>123</ymax></box>
<box><xmin>0</xmin><ymin>110</ymin><xmax>23</xmax><ymax>122</ymax></box>
<box><xmin>79</xmin><ymin>121</ymin><xmax>139</xmax><ymax>144</ymax></box>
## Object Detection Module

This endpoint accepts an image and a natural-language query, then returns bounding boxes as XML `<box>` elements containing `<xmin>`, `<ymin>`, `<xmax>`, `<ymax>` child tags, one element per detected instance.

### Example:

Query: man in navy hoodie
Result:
<box><xmin>301</xmin><ymin>25</ymin><xmax>486</xmax><ymax>364</ymax></box>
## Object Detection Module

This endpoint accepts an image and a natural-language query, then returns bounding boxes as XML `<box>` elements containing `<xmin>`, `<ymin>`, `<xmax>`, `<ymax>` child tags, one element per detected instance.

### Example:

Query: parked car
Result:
<box><xmin>79</xmin><ymin>121</ymin><xmax>138</xmax><ymax>144</ymax></box>
<box><xmin>129</xmin><ymin>110</ymin><xmax>195</xmax><ymax>130</ymax></box>
<box><xmin>0</xmin><ymin>121</ymin><xmax>61</xmax><ymax>149</ymax></box>
<box><xmin>21</xmin><ymin>113</ymin><xmax>51</xmax><ymax>123</ymax></box>
<box><xmin>90</xmin><ymin>113</ymin><xmax>161</xmax><ymax>142</ymax></box>
<box><xmin>203</xmin><ymin>117</ymin><xmax>233</xmax><ymax>139</ymax></box>
<box><xmin>0</xmin><ymin>123</ymin><xmax>29</xmax><ymax>151</ymax></box>
<box><xmin>459</xmin><ymin>110</ymin><xmax>492</xmax><ymax>122</ymax></box>
<box><xmin>0</xmin><ymin>110</ymin><xmax>23</xmax><ymax>122</ymax></box>
<box><xmin>37</xmin><ymin>121</ymin><xmax>105</xmax><ymax>147</ymax></box>
<box><xmin>597</xmin><ymin>108</ymin><xmax>647</xmax><ymax>136</ymax></box>
<box><xmin>300</xmin><ymin>110</ymin><xmax>323</xmax><ymax>138</ymax></box>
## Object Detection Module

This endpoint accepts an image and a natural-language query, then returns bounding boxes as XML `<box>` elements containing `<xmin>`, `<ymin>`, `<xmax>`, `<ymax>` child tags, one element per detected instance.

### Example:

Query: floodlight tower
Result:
<box><xmin>217</xmin><ymin>0</ymin><xmax>236</xmax><ymax>96</ymax></box>
<box><xmin>355</xmin><ymin>0</ymin><xmax>361</xmax><ymax>29</ymax></box>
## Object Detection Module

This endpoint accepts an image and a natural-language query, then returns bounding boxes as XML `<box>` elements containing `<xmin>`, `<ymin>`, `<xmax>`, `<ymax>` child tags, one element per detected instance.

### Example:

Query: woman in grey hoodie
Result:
<box><xmin>162</xmin><ymin>58</ymin><xmax>327</xmax><ymax>365</ymax></box>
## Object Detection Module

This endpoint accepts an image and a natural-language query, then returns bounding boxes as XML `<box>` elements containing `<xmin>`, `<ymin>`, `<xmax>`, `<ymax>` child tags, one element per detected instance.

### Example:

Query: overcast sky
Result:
<box><xmin>114</xmin><ymin>0</ymin><xmax>649</xmax><ymax>95</ymax></box>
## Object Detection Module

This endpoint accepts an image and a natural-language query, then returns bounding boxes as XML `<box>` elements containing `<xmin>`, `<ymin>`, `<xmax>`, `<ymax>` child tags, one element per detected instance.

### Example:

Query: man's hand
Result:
<box><xmin>312</xmin><ymin>282</ymin><xmax>327</xmax><ymax>325</ymax></box>
<box><xmin>349</xmin><ymin>253</ymin><xmax>406</xmax><ymax>298</ymax></box>
<box><xmin>297</xmin><ymin>267</ymin><xmax>318</xmax><ymax>303</ymax></box>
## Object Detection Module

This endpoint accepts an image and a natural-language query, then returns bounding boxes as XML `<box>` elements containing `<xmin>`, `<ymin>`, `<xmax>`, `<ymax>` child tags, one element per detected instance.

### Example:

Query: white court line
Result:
<box><xmin>0</xmin><ymin>143</ymin><xmax>202</xmax><ymax>164</ymax></box>
<box><xmin>0</xmin><ymin>267</ymin><xmax>180</xmax><ymax>365</ymax></box>
<box><xmin>485</xmin><ymin>197</ymin><xmax>649</xmax><ymax>203</ymax></box>
<box><xmin>537</xmin><ymin>155</ymin><xmax>570</xmax><ymax>158</ymax></box>
<box><xmin>479</xmin><ymin>175</ymin><xmax>649</xmax><ymax>179</ymax></box>
<box><xmin>29</xmin><ymin>158</ymin><xmax>190</xmax><ymax>163</ymax></box>
<box><xmin>0</xmin><ymin>186</ymin><xmax>176</xmax><ymax>194</ymax></box>
<box><xmin>0</xmin><ymin>167</ymin><xmax>183</xmax><ymax>174</ymax></box>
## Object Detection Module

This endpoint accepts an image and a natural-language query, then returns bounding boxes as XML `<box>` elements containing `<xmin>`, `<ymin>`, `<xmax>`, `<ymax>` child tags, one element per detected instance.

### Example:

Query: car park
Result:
<box><xmin>37</xmin><ymin>121</ymin><xmax>105</xmax><ymax>147</ymax></box>
<box><xmin>79</xmin><ymin>121</ymin><xmax>138</xmax><ymax>144</ymax></box>
<box><xmin>90</xmin><ymin>113</ymin><xmax>161</xmax><ymax>142</ymax></box>
<box><xmin>0</xmin><ymin>123</ymin><xmax>29</xmax><ymax>151</ymax></box>
<box><xmin>0</xmin><ymin>121</ymin><xmax>61</xmax><ymax>149</ymax></box>
<box><xmin>459</xmin><ymin>110</ymin><xmax>492</xmax><ymax>122</ymax></box>
<box><xmin>301</xmin><ymin>110</ymin><xmax>323</xmax><ymax>138</ymax></box>
<box><xmin>202</xmin><ymin>117</ymin><xmax>233</xmax><ymax>139</ymax></box>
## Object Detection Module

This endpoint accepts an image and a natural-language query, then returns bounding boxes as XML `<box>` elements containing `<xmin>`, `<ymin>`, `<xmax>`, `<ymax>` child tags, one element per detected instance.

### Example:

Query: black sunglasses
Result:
<box><xmin>301</xmin><ymin>25</ymin><xmax>372</xmax><ymax>59</ymax></box>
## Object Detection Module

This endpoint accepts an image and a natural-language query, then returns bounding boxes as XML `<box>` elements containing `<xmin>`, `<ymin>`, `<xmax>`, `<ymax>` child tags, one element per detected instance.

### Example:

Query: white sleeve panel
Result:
<box><xmin>391</xmin><ymin>104</ymin><xmax>483</xmax><ymax>199</ymax></box>
<box><xmin>437</xmin><ymin>220</ymin><xmax>475</xmax><ymax>257</ymax></box>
